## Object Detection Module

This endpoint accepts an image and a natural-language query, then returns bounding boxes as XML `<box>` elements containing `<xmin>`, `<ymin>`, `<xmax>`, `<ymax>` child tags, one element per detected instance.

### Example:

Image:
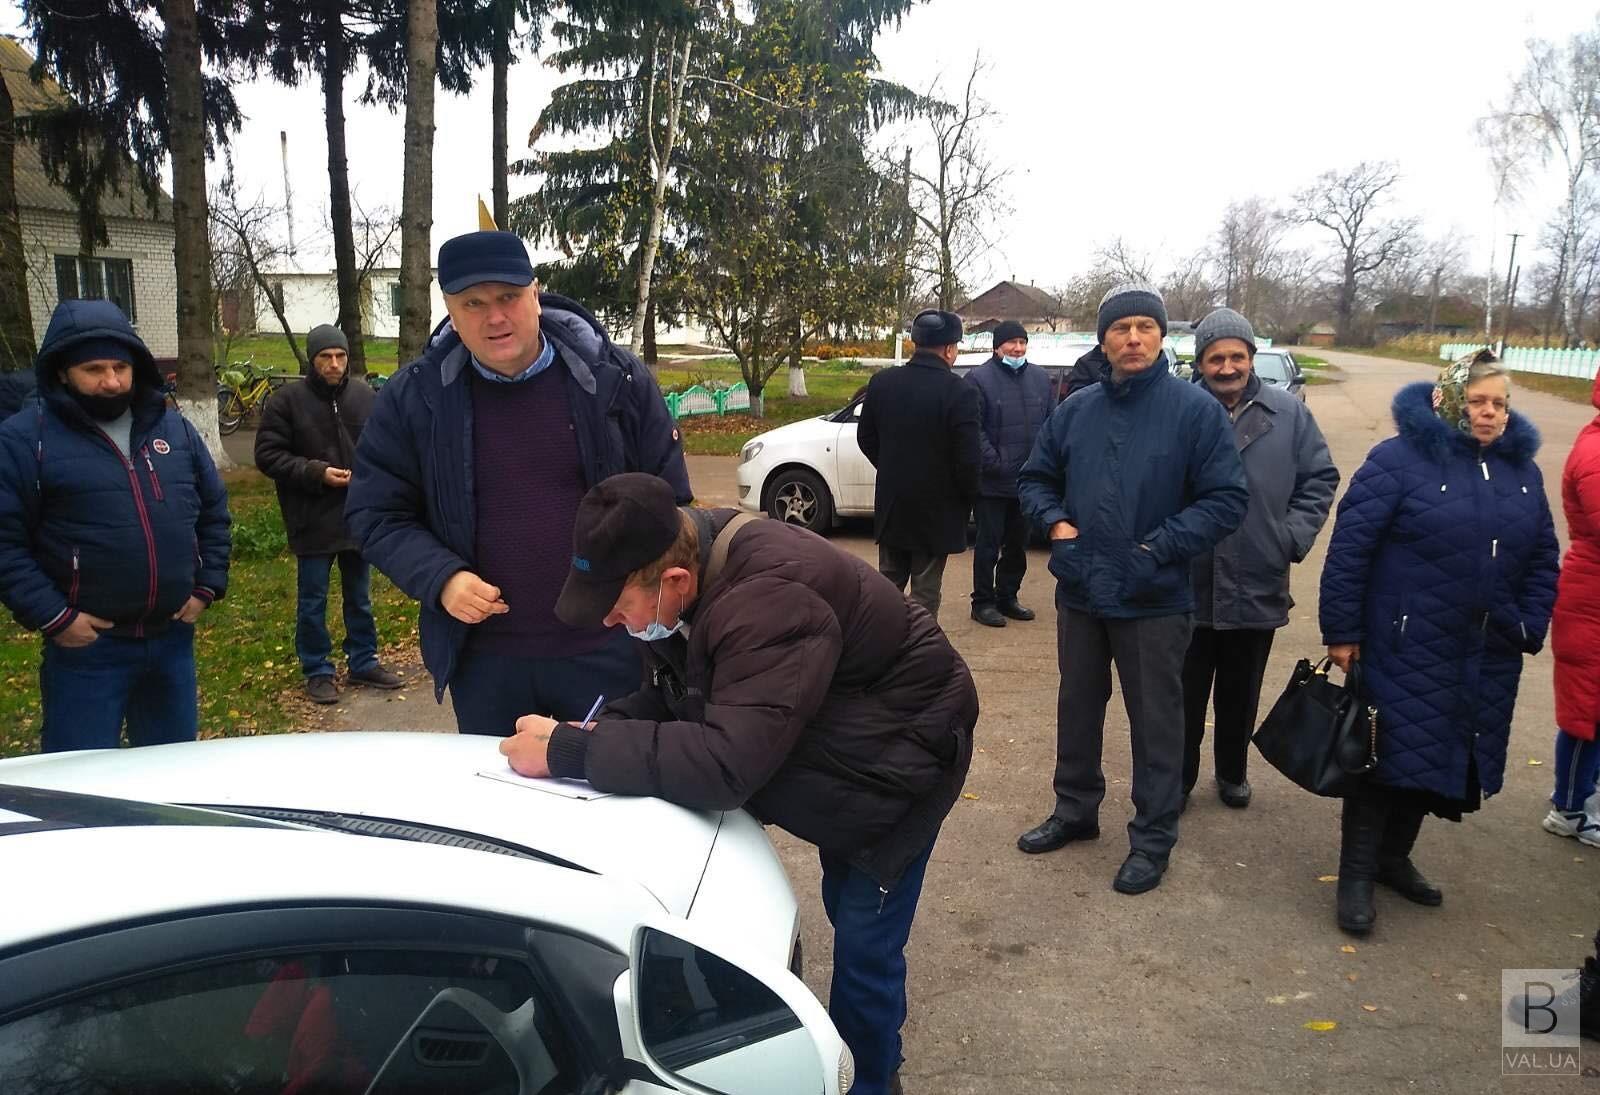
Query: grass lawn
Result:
<box><xmin>1355</xmin><ymin>345</ymin><xmax>1596</xmax><ymax>405</ymax></box>
<box><xmin>0</xmin><ymin>470</ymin><xmax>420</xmax><ymax>759</ymax></box>
<box><xmin>221</xmin><ymin>334</ymin><xmax>406</xmax><ymax>377</ymax></box>
<box><xmin>658</xmin><ymin>359</ymin><xmax>873</xmax><ymax>456</ymax></box>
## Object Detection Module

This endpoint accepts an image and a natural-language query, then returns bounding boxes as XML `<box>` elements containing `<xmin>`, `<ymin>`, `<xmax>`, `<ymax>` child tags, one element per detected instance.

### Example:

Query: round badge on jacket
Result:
<box><xmin>152</xmin><ymin>438</ymin><xmax>171</xmax><ymax>455</ymax></box>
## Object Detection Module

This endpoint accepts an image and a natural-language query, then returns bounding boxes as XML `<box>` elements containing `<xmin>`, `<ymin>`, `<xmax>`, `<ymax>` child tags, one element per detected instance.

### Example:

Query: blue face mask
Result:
<box><xmin>1001</xmin><ymin>355</ymin><xmax>1026</xmax><ymax>370</ymax></box>
<box><xmin>626</xmin><ymin>582</ymin><xmax>685</xmax><ymax>642</ymax></box>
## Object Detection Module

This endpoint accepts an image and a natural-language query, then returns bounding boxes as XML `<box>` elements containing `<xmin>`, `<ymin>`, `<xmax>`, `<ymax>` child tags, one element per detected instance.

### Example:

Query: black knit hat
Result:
<box><xmin>910</xmin><ymin>309</ymin><xmax>963</xmax><ymax>347</ymax></box>
<box><xmin>306</xmin><ymin>324</ymin><xmax>349</xmax><ymax>362</ymax></box>
<box><xmin>555</xmin><ymin>473</ymin><xmax>683</xmax><ymax>629</ymax></box>
<box><xmin>1096</xmin><ymin>281</ymin><xmax>1168</xmax><ymax>344</ymax></box>
<box><xmin>991</xmin><ymin>320</ymin><xmax>1028</xmax><ymax>348</ymax></box>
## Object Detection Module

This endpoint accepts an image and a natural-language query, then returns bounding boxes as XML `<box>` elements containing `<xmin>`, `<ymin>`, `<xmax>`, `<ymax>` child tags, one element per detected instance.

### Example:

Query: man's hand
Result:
<box><xmin>502</xmin><ymin>714</ymin><xmax>560</xmax><ymax>777</ymax></box>
<box><xmin>171</xmin><ymin>596</ymin><xmax>208</xmax><ymax>625</ymax></box>
<box><xmin>53</xmin><ymin>612</ymin><xmax>112</xmax><ymax>648</ymax></box>
<box><xmin>322</xmin><ymin>466</ymin><xmax>352</xmax><ymax>489</ymax></box>
<box><xmin>441</xmin><ymin>571</ymin><xmax>510</xmax><ymax>624</ymax></box>
<box><xmin>1049</xmin><ymin>520</ymin><xmax>1079</xmax><ymax>541</ymax></box>
<box><xmin>1327</xmin><ymin>643</ymin><xmax>1360</xmax><ymax>672</ymax></box>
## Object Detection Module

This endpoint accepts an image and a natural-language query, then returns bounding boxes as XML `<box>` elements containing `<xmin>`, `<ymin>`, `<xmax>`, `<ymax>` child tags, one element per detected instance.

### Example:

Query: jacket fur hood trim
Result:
<box><xmin>1392</xmin><ymin>380</ymin><xmax>1540</xmax><ymax>464</ymax></box>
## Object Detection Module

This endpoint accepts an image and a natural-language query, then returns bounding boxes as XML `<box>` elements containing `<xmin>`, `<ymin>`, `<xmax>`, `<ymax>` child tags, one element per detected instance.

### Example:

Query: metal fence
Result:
<box><xmin>664</xmin><ymin>382</ymin><xmax>751</xmax><ymax>418</ymax></box>
<box><xmin>1438</xmin><ymin>342</ymin><xmax>1600</xmax><ymax>379</ymax></box>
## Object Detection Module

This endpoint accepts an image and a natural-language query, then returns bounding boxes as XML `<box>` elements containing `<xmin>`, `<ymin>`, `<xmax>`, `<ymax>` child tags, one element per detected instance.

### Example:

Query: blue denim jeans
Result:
<box><xmin>1553</xmin><ymin>728</ymin><xmax>1600</xmax><ymax>811</ymax></box>
<box><xmin>40</xmin><ymin>622</ymin><xmax>198</xmax><ymax>752</ymax></box>
<box><xmin>819</xmin><ymin>838</ymin><xmax>937</xmax><ymax>1095</ymax></box>
<box><xmin>296</xmin><ymin>551</ymin><xmax>378</xmax><ymax>679</ymax></box>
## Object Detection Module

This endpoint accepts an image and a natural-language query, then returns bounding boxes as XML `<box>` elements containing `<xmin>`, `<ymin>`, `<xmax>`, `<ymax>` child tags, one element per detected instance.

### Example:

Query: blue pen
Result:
<box><xmin>577</xmin><ymin>694</ymin><xmax>605</xmax><ymax>728</ymax></box>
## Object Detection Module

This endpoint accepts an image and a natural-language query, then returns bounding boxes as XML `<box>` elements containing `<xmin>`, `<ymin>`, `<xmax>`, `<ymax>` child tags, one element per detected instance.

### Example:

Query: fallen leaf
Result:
<box><xmin>1317</xmin><ymin>874</ymin><xmax>1339</xmax><ymax>883</ymax></box>
<box><xmin>1303</xmin><ymin>1020</ymin><xmax>1337</xmax><ymax>1032</ymax></box>
<box><xmin>1528</xmin><ymin>759</ymin><xmax>1544</xmax><ymax>766</ymax></box>
<box><xmin>961</xmin><ymin>792</ymin><xmax>979</xmax><ymax>800</ymax></box>
<box><xmin>1347</xmin><ymin>974</ymin><xmax>1359</xmax><ymax>982</ymax></box>
<box><xmin>1456</xmin><ymin>994</ymin><xmax>1469</xmax><ymax>1002</ymax></box>
<box><xmin>1361</xmin><ymin>1004</ymin><xmax>1378</xmax><ymax>1013</ymax></box>
<box><xmin>1236</xmin><ymin>862</ymin><xmax>1248</xmax><ymax>868</ymax></box>
<box><xmin>1007</xmin><ymin>738</ymin><xmax>1015</xmax><ymax>744</ymax></box>
<box><xmin>263</xmin><ymin>660</ymin><xmax>275</xmax><ymax>669</ymax></box>
<box><xmin>1340</xmin><ymin>945</ymin><xmax>1357</xmax><ymax>954</ymax></box>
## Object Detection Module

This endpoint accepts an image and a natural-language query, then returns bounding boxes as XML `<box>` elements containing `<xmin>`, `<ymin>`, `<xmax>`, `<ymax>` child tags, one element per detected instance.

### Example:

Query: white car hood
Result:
<box><xmin>0</xmin><ymin>733</ymin><xmax>722</xmax><ymax>915</ymax></box>
<box><xmin>747</xmin><ymin>413</ymin><xmax>843</xmax><ymax>449</ymax></box>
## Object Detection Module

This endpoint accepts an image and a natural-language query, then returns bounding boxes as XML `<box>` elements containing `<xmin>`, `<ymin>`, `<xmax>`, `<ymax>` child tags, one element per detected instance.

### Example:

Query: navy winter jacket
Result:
<box><xmin>345</xmin><ymin>294</ymin><xmax>692</xmax><ymax>700</ymax></box>
<box><xmin>966</xmin><ymin>355</ymin><xmax>1052</xmax><ymax>498</ymax></box>
<box><xmin>1319</xmin><ymin>382</ymin><xmax>1560</xmax><ymax>800</ymax></box>
<box><xmin>0</xmin><ymin>299</ymin><xmax>231</xmax><ymax>639</ymax></box>
<box><xmin>1018</xmin><ymin>355</ymin><xmax>1248</xmax><ymax>618</ymax></box>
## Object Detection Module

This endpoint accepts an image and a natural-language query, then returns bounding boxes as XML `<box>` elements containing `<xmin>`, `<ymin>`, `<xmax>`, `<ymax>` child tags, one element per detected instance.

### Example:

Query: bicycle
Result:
<box><xmin>215</xmin><ymin>357</ymin><xmax>291</xmax><ymax>435</ymax></box>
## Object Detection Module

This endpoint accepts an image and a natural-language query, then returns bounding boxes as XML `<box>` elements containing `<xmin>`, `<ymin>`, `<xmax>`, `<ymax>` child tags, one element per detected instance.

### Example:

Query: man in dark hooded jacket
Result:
<box><xmin>256</xmin><ymin>323</ymin><xmax>399</xmax><ymax>704</ymax></box>
<box><xmin>501</xmin><ymin>473</ymin><xmax>978</xmax><ymax>1095</ymax></box>
<box><xmin>346</xmin><ymin>231</ymin><xmax>690</xmax><ymax>732</ymax></box>
<box><xmin>0</xmin><ymin>299</ymin><xmax>231</xmax><ymax>751</ymax></box>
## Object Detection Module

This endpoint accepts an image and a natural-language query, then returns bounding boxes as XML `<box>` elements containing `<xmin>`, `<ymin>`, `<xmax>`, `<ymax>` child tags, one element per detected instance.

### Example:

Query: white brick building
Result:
<box><xmin>252</xmin><ymin>267</ymin><xmax>447</xmax><ymax>341</ymax></box>
<box><xmin>2</xmin><ymin>38</ymin><xmax>179</xmax><ymax>361</ymax></box>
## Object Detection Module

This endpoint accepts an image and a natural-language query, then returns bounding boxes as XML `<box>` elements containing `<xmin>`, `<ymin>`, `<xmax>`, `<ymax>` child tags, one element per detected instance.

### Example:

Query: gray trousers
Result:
<box><xmin>878</xmin><ymin>546</ymin><xmax>948</xmax><ymax>619</ymax></box>
<box><xmin>1054</xmin><ymin>606</ymin><xmax>1193</xmax><ymax>861</ymax></box>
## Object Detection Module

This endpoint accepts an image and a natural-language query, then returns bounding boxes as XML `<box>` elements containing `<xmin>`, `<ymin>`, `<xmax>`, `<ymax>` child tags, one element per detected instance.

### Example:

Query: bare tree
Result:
<box><xmin>909</xmin><ymin>57</ymin><xmax>1010</xmax><ymax>310</ymax></box>
<box><xmin>210</xmin><ymin>178</ymin><xmax>306</xmax><ymax>373</ymax></box>
<box><xmin>1094</xmin><ymin>236</ymin><xmax>1155</xmax><ymax>284</ymax></box>
<box><xmin>1254</xmin><ymin>248</ymin><xmax>1327</xmax><ymax>341</ymax></box>
<box><xmin>1160</xmin><ymin>249</ymin><xmax>1215</xmax><ymax>323</ymax></box>
<box><xmin>1213</xmin><ymin>198</ymin><xmax>1284</xmax><ymax>318</ymax></box>
<box><xmin>1419</xmin><ymin>233</ymin><xmax>1471</xmax><ymax>333</ymax></box>
<box><xmin>1295</xmin><ymin>161</ymin><xmax>1418</xmax><ymax>345</ymax></box>
<box><xmin>1479</xmin><ymin>19</ymin><xmax>1600</xmax><ymax>347</ymax></box>
<box><xmin>397</xmin><ymin>0</ymin><xmax>439</xmax><ymax>364</ymax></box>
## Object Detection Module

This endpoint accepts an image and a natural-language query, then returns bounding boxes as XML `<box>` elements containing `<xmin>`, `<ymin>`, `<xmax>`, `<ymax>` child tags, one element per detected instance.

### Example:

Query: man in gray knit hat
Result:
<box><xmin>256</xmin><ymin>323</ymin><xmax>400</xmax><ymax>703</ymax></box>
<box><xmin>1016</xmin><ymin>282</ymin><xmax>1247</xmax><ymax>894</ymax></box>
<box><xmin>1181</xmin><ymin>308</ymin><xmax>1338</xmax><ymax>810</ymax></box>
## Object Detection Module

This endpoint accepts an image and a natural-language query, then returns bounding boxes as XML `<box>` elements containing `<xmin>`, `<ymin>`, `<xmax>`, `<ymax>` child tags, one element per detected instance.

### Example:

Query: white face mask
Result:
<box><xmin>626</xmin><ymin>582</ymin><xmax>684</xmax><ymax>642</ymax></box>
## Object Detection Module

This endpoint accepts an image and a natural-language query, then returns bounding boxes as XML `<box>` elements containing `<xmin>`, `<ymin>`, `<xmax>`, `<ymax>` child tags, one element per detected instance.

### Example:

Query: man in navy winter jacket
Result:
<box><xmin>1016</xmin><ymin>282</ymin><xmax>1247</xmax><ymax>895</ymax></box>
<box><xmin>345</xmin><ymin>231</ymin><xmax>691</xmax><ymax>732</ymax></box>
<box><xmin>966</xmin><ymin>319</ymin><xmax>1051</xmax><ymax>627</ymax></box>
<box><xmin>0</xmin><ymin>299</ymin><xmax>232</xmax><ymax>751</ymax></box>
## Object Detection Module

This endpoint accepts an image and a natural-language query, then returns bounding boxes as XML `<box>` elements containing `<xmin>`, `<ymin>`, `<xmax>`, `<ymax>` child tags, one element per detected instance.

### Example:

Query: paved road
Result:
<box><xmin>329</xmin><ymin>349</ymin><xmax>1599</xmax><ymax>1093</ymax></box>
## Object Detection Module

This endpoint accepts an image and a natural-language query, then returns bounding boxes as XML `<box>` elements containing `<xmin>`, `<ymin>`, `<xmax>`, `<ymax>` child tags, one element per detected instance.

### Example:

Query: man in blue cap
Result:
<box><xmin>347</xmin><ymin>230</ymin><xmax>691</xmax><ymax>731</ymax></box>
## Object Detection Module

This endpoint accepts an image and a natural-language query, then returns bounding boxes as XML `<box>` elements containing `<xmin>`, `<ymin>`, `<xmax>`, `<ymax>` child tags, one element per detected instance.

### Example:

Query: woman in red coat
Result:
<box><xmin>1545</xmin><ymin>371</ymin><xmax>1600</xmax><ymax>845</ymax></box>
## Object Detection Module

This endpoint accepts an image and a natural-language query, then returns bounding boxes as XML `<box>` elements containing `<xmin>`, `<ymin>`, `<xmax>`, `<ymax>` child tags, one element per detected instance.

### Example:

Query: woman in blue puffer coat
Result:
<box><xmin>1319</xmin><ymin>350</ymin><xmax>1560</xmax><ymax>935</ymax></box>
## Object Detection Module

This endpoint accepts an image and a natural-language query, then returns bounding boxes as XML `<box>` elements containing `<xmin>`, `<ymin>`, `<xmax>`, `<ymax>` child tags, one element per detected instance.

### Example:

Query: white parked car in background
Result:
<box><xmin>0</xmin><ymin>733</ymin><xmax>850</xmax><ymax>1095</ymax></box>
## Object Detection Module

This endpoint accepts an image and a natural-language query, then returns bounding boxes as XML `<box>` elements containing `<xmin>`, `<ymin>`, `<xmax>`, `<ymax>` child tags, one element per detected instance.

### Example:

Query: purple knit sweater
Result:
<box><xmin>468</xmin><ymin>364</ymin><xmax>610</xmax><ymax>657</ymax></box>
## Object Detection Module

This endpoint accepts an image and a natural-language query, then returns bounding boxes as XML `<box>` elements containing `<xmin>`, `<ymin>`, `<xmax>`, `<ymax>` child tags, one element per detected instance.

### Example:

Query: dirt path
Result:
<box><xmin>332</xmin><ymin>355</ymin><xmax>1600</xmax><ymax>1092</ymax></box>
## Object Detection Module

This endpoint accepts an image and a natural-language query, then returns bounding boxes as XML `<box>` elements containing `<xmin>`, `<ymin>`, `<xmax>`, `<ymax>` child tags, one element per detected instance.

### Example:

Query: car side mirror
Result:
<box><xmin>626</xmin><ymin>922</ymin><xmax>850</xmax><ymax>1095</ymax></box>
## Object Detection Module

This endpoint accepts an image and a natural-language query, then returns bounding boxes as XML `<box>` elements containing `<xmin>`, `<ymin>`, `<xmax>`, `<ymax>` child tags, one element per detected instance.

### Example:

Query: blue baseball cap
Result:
<box><xmin>437</xmin><ymin>230</ymin><xmax>536</xmax><ymax>295</ymax></box>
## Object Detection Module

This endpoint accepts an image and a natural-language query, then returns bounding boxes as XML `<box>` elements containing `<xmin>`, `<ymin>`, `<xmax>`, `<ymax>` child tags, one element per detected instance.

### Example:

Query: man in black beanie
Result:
<box><xmin>857</xmin><ymin>308</ymin><xmax>981</xmax><ymax>619</ymax></box>
<box><xmin>966</xmin><ymin>319</ymin><xmax>1050</xmax><ymax>626</ymax></box>
<box><xmin>256</xmin><ymin>323</ymin><xmax>400</xmax><ymax>703</ymax></box>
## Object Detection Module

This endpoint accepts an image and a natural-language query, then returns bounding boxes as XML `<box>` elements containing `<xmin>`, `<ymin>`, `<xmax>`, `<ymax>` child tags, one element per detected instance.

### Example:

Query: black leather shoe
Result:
<box><xmin>1017</xmin><ymin>815</ymin><xmax>1099</xmax><ymax>854</ymax></box>
<box><xmin>1218</xmin><ymin>779</ymin><xmax>1252</xmax><ymax>809</ymax></box>
<box><xmin>1336</xmin><ymin>877</ymin><xmax>1376</xmax><ymax>934</ymax></box>
<box><xmin>1377</xmin><ymin>858</ymin><xmax>1443</xmax><ymax>906</ymax></box>
<box><xmin>971</xmin><ymin>603</ymin><xmax>1006</xmax><ymax>627</ymax></box>
<box><xmin>998</xmin><ymin>600</ymin><xmax>1035</xmax><ymax>621</ymax></box>
<box><xmin>349</xmin><ymin>664</ymin><xmax>403</xmax><ymax>690</ymax></box>
<box><xmin>1113</xmin><ymin>850</ymin><xmax>1166</xmax><ymax>894</ymax></box>
<box><xmin>305</xmin><ymin>675</ymin><xmax>339</xmax><ymax>705</ymax></box>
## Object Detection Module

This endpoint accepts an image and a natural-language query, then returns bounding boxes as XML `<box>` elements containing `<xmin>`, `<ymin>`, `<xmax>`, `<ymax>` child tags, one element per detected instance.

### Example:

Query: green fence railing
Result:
<box><xmin>664</xmin><ymin>382</ymin><xmax>751</xmax><ymax>418</ymax></box>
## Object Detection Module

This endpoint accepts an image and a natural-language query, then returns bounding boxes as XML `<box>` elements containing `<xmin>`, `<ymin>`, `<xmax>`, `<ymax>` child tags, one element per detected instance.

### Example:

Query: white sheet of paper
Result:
<box><xmin>476</xmin><ymin>767</ymin><xmax>614</xmax><ymax>801</ymax></box>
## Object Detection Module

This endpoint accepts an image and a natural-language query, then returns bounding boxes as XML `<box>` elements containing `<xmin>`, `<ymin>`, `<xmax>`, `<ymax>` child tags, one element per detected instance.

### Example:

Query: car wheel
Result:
<box><xmin>766</xmin><ymin>468</ymin><xmax>833</xmax><ymax>533</ymax></box>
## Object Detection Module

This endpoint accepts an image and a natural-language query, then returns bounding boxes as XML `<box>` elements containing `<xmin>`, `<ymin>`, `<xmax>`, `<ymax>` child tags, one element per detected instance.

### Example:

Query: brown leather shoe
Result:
<box><xmin>349</xmin><ymin>664</ymin><xmax>403</xmax><ymax>690</ymax></box>
<box><xmin>305</xmin><ymin>675</ymin><xmax>339</xmax><ymax>704</ymax></box>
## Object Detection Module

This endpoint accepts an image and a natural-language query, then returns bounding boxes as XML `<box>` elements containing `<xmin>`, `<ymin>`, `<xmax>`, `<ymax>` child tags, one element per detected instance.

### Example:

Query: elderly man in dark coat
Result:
<box><xmin>501</xmin><ymin>473</ymin><xmax>979</xmax><ymax>1095</ymax></box>
<box><xmin>966</xmin><ymin>319</ymin><xmax>1052</xmax><ymax>627</ymax></box>
<box><xmin>858</xmin><ymin>309</ymin><xmax>981</xmax><ymax>620</ymax></box>
<box><xmin>1182</xmin><ymin>308</ymin><xmax>1338</xmax><ymax>810</ymax></box>
<box><xmin>255</xmin><ymin>324</ymin><xmax>399</xmax><ymax>704</ymax></box>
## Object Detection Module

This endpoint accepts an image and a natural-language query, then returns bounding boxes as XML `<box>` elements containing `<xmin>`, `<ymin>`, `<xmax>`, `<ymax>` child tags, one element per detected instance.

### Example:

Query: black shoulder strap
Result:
<box><xmin>704</xmin><ymin>513</ymin><xmax>760</xmax><ymax>589</ymax></box>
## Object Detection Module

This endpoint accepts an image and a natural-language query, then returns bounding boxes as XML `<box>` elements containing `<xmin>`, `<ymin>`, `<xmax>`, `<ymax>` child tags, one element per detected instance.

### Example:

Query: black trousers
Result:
<box><xmin>1181</xmin><ymin>626</ymin><xmax>1276</xmax><ymax>793</ymax></box>
<box><xmin>1054</xmin><ymin>606</ymin><xmax>1193</xmax><ymax>860</ymax></box>
<box><xmin>450</xmin><ymin>630</ymin><xmax>641</xmax><ymax>735</ymax></box>
<box><xmin>971</xmin><ymin>496</ymin><xmax>1028</xmax><ymax>606</ymax></box>
<box><xmin>879</xmin><ymin>545</ymin><xmax>948</xmax><ymax>619</ymax></box>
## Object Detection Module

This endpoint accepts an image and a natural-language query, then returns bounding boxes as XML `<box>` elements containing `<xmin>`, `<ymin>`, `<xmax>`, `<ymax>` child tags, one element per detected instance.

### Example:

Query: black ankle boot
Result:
<box><xmin>1377</xmin><ymin>804</ymin><xmax>1442</xmax><ymax>906</ymax></box>
<box><xmin>1337</xmin><ymin>795</ymin><xmax>1387</xmax><ymax>935</ymax></box>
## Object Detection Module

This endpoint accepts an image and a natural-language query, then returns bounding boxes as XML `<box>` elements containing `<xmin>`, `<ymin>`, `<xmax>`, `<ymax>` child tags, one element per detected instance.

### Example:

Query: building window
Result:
<box><xmin>55</xmin><ymin>255</ymin><xmax>136</xmax><ymax>324</ymax></box>
<box><xmin>389</xmin><ymin>282</ymin><xmax>403</xmax><ymax>316</ymax></box>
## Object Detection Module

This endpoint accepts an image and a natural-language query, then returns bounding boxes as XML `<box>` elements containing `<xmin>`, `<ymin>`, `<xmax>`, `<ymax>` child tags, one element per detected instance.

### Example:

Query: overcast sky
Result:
<box><xmin>4</xmin><ymin>0</ymin><xmax>1598</xmax><ymax>292</ymax></box>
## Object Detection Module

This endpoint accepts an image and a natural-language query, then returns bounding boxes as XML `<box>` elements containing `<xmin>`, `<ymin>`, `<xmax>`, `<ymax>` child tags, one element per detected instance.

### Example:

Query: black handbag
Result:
<box><xmin>1252</xmin><ymin>657</ymin><xmax>1378</xmax><ymax>798</ymax></box>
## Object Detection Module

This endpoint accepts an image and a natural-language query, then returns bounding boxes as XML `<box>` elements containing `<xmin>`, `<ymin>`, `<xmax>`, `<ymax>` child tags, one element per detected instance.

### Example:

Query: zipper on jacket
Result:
<box><xmin>69</xmin><ymin>547</ymin><xmax>79</xmax><ymax>606</ymax></box>
<box><xmin>141</xmin><ymin>446</ymin><xmax>165</xmax><ymax>502</ymax></box>
<box><xmin>1481</xmin><ymin>459</ymin><xmax>1491</xmax><ymax>481</ymax></box>
<box><xmin>95</xmin><ymin>427</ymin><xmax>160</xmax><ymax>632</ymax></box>
<box><xmin>1491</xmin><ymin>538</ymin><xmax>1499</xmax><ymax>558</ymax></box>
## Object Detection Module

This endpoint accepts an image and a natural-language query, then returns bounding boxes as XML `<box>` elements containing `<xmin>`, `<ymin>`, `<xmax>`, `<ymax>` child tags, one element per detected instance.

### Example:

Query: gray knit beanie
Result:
<box><xmin>1096</xmin><ymin>281</ymin><xmax>1168</xmax><ymax>344</ymax></box>
<box><xmin>1192</xmin><ymin>308</ymin><xmax>1257</xmax><ymax>362</ymax></box>
<box><xmin>306</xmin><ymin>323</ymin><xmax>349</xmax><ymax>362</ymax></box>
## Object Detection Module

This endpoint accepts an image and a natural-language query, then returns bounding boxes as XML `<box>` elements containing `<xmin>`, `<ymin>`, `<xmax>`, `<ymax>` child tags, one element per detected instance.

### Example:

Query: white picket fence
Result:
<box><xmin>1438</xmin><ymin>342</ymin><xmax>1600</xmax><ymax>379</ymax></box>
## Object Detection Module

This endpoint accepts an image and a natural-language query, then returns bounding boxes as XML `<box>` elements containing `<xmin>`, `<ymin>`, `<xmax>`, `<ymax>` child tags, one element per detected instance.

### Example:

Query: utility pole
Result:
<box><xmin>279</xmin><ymin>130</ymin><xmax>296</xmax><ymax>259</ymax></box>
<box><xmin>1500</xmin><ymin>232</ymin><xmax>1521</xmax><ymax>346</ymax></box>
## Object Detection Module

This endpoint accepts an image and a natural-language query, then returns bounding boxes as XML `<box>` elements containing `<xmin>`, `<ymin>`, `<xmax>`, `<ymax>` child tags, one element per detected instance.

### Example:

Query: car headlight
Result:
<box><xmin>740</xmin><ymin>441</ymin><xmax>764</xmax><ymax>464</ymax></box>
